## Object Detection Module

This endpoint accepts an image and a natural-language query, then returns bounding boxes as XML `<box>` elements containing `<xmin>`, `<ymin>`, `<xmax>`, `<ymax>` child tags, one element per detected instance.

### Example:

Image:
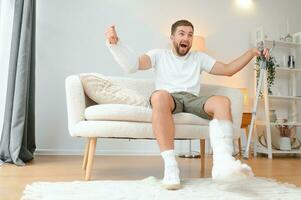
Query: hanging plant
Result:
<box><xmin>255</xmin><ymin>56</ymin><xmax>277</xmax><ymax>95</ymax></box>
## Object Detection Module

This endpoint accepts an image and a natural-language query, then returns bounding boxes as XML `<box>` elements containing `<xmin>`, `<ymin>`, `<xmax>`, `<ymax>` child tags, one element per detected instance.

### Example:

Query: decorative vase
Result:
<box><xmin>269</xmin><ymin>110</ymin><xmax>277</xmax><ymax>122</ymax></box>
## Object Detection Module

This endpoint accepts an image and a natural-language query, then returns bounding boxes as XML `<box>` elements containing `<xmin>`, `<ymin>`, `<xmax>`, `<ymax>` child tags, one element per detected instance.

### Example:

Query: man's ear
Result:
<box><xmin>170</xmin><ymin>34</ymin><xmax>174</xmax><ymax>40</ymax></box>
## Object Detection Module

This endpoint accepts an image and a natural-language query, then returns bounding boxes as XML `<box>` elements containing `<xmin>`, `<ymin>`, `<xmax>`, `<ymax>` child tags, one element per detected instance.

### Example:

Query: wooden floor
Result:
<box><xmin>0</xmin><ymin>155</ymin><xmax>301</xmax><ymax>200</ymax></box>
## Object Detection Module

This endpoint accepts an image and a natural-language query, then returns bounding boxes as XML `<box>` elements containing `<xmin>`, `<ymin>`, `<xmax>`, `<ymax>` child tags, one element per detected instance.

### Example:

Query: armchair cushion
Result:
<box><xmin>80</xmin><ymin>74</ymin><xmax>149</xmax><ymax>107</ymax></box>
<box><xmin>84</xmin><ymin>104</ymin><xmax>209</xmax><ymax>125</ymax></box>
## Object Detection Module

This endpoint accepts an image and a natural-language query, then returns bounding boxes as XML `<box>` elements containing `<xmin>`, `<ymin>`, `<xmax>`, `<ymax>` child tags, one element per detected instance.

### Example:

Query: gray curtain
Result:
<box><xmin>0</xmin><ymin>0</ymin><xmax>36</xmax><ymax>165</ymax></box>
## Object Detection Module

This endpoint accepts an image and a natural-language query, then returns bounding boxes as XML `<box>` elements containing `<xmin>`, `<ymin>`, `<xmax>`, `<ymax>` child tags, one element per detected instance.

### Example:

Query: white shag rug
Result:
<box><xmin>22</xmin><ymin>176</ymin><xmax>301</xmax><ymax>200</ymax></box>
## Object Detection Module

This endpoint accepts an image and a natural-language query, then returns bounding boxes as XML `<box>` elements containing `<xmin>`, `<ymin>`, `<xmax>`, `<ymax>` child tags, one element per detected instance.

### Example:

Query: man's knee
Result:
<box><xmin>150</xmin><ymin>90</ymin><xmax>174</xmax><ymax>111</ymax></box>
<box><xmin>218</xmin><ymin>96</ymin><xmax>231</xmax><ymax>108</ymax></box>
<box><xmin>204</xmin><ymin>95</ymin><xmax>231</xmax><ymax>113</ymax></box>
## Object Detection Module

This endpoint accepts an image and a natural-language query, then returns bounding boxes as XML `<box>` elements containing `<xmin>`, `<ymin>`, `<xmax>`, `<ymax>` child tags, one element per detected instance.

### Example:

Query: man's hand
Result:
<box><xmin>105</xmin><ymin>25</ymin><xmax>119</xmax><ymax>44</ymax></box>
<box><xmin>252</xmin><ymin>47</ymin><xmax>270</xmax><ymax>60</ymax></box>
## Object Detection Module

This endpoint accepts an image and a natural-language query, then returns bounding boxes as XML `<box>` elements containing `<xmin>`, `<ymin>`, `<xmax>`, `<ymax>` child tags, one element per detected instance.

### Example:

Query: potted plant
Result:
<box><xmin>255</xmin><ymin>56</ymin><xmax>277</xmax><ymax>95</ymax></box>
<box><xmin>276</xmin><ymin>122</ymin><xmax>294</xmax><ymax>151</ymax></box>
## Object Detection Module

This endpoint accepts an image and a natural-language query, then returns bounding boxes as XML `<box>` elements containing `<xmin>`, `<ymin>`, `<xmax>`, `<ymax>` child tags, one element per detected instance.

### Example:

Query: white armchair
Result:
<box><xmin>65</xmin><ymin>73</ymin><xmax>244</xmax><ymax>180</ymax></box>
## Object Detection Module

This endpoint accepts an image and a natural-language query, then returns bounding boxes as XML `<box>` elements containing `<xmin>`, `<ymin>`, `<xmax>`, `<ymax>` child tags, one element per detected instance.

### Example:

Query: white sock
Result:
<box><xmin>161</xmin><ymin>150</ymin><xmax>180</xmax><ymax>184</ymax></box>
<box><xmin>209</xmin><ymin>119</ymin><xmax>254</xmax><ymax>180</ymax></box>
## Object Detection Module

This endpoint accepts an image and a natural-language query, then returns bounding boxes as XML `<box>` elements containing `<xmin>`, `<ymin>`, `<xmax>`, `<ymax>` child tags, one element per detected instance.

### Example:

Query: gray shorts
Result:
<box><xmin>149</xmin><ymin>91</ymin><xmax>213</xmax><ymax>120</ymax></box>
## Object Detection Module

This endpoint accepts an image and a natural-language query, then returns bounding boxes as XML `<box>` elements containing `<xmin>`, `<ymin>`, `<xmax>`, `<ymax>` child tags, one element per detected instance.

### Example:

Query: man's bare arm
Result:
<box><xmin>210</xmin><ymin>48</ymin><xmax>270</xmax><ymax>76</ymax></box>
<box><xmin>138</xmin><ymin>55</ymin><xmax>152</xmax><ymax>70</ymax></box>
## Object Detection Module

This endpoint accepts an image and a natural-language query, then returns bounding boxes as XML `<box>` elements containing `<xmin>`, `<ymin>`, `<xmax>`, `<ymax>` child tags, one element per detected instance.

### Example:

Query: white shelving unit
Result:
<box><xmin>252</xmin><ymin>39</ymin><xmax>301</xmax><ymax>159</ymax></box>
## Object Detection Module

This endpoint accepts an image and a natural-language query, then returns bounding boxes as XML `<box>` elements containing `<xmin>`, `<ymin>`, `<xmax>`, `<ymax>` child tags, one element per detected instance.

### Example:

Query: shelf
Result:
<box><xmin>252</xmin><ymin>32</ymin><xmax>301</xmax><ymax>159</ymax></box>
<box><xmin>256</xmin><ymin>145</ymin><xmax>301</xmax><ymax>154</ymax></box>
<box><xmin>275</xmin><ymin>67</ymin><xmax>301</xmax><ymax>72</ymax></box>
<box><xmin>268</xmin><ymin>95</ymin><xmax>301</xmax><ymax>100</ymax></box>
<box><xmin>257</xmin><ymin>39</ymin><xmax>301</xmax><ymax>48</ymax></box>
<box><xmin>256</xmin><ymin>121</ymin><xmax>301</xmax><ymax>126</ymax></box>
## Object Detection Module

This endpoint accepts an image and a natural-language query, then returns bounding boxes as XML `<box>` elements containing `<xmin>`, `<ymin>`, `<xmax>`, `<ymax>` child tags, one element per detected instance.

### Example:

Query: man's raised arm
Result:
<box><xmin>105</xmin><ymin>25</ymin><xmax>152</xmax><ymax>73</ymax></box>
<box><xmin>209</xmin><ymin>48</ymin><xmax>270</xmax><ymax>76</ymax></box>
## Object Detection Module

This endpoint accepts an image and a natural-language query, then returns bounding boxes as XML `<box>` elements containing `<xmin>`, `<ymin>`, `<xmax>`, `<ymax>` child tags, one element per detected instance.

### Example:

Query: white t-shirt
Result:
<box><xmin>146</xmin><ymin>49</ymin><xmax>216</xmax><ymax>96</ymax></box>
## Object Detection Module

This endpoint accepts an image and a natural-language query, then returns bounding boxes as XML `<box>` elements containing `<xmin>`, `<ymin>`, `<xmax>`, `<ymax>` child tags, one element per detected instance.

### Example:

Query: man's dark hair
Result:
<box><xmin>171</xmin><ymin>20</ymin><xmax>194</xmax><ymax>35</ymax></box>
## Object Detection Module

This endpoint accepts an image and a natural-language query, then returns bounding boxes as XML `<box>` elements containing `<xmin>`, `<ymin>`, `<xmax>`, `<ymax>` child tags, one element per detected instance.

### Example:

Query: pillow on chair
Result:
<box><xmin>80</xmin><ymin>74</ymin><xmax>149</xmax><ymax>107</ymax></box>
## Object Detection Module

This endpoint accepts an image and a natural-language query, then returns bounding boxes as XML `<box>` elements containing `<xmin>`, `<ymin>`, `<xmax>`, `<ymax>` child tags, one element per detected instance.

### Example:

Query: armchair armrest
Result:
<box><xmin>65</xmin><ymin>75</ymin><xmax>87</xmax><ymax>136</ymax></box>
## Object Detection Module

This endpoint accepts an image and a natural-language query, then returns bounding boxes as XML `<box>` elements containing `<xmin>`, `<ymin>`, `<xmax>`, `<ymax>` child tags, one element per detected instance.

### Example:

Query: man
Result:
<box><xmin>105</xmin><ymin>19</ymin><xmax>269</xmax><ymax>190</ymax></box>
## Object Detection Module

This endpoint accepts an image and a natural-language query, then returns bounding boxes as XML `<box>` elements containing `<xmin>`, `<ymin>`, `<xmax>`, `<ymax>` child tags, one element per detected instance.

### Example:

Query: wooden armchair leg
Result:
<box><xmin>85</xmin><ymin>137</ymin><xmax>97</xmax><ymax>181</ymax></box>
<box><xmin>238</xmin><ymin>138</ymin><xmax>242</xmax><ymax>157</ymax></box>
<box><xmin>200</xmin><ymin>139</ymin><xmax>206</xmax><ymax>177</ymax></box>
<box><xmin>82</xmin><ymin>138</ymin><xmax>90</xmax><ymax>170</ymax></box>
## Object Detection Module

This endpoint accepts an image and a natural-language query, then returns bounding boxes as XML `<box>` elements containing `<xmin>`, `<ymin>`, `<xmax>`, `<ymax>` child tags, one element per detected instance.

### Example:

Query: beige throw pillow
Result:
<box><xmin>80</xmin><ymin>74</ymin><xmax>149</xmax><ymax>107</ymax></box>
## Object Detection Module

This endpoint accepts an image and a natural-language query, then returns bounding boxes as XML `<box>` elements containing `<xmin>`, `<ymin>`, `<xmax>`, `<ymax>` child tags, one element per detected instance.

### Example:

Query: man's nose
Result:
<box><xmin>182</xmin><ymin>35</ymin><xmax>190</xmax><ymax>41</ymax></box>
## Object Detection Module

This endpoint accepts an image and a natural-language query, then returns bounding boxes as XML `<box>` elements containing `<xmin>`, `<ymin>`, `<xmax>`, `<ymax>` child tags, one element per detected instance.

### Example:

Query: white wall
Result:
<box><xmin>35</xmin><ymin>0</ymin><xmax>301</xmax><ymax>155</ymax></box>
<box><xmin>0</xmin><ymin>0</ymin><xmax>15</xmax><ymax>140</ymax></box>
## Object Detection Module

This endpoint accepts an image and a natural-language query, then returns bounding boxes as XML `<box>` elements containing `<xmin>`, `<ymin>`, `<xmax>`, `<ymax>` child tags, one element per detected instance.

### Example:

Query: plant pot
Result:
<box><xmin>279</xmin><ymin>137</ymin><xmax>291</xmax><ymax>151</ymax></box>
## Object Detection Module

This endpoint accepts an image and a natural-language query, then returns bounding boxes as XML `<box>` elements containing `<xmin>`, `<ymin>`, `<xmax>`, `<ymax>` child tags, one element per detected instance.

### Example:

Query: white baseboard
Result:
<box><xmin>35</xmin><ymin>149</ymin><xmax>161</xmax><ymax>156</ymax></box>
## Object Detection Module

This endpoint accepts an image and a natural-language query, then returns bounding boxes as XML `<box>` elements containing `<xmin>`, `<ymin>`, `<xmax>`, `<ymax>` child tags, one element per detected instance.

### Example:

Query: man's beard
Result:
<box><xmin>173</xmin><ymin>41</ymin><xmax>191</xmax><ymax>56</ymax></box>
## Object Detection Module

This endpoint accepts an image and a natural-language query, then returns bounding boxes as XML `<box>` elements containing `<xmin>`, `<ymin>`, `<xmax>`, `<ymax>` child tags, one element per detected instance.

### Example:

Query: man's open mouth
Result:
<box><xmin>180</xmin><ymin>43</ymin><xmax>188</xmax><ymax>48</ymax></box>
